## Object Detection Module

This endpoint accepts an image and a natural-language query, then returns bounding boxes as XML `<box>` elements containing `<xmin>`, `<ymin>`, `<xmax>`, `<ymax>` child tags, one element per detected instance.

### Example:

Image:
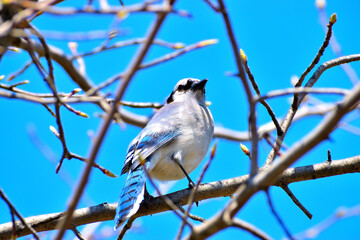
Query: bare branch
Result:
<box><xmin>231</xmin><ymin>218</ymin><xmax>273</xmax><ymax>240</ymax></box>
<box><xmin>294</xmin><ymin>13</ymin><xmax>336</xmax><ymax>88</ymax></box>
<box><xmin>281</xmin><ymin>184</ymin><xmax>312</xmax><ymax>220</ymax></box>
<box><xmin>1</xmin><ymin>155</ymin><xmax>359</xmax><ymax>239</ymax></box>
<box><xmin>256</xmin><ymin>87</ymin><xmax>349</xmax><ymax>102</ymax></box>
<box><xmin>241</xmin><ymin>49</ymin><xmax>283</xmax><ymax>136</ymax></box>
<box><xmin>72</xmin><ymin>38</ymin><xmax>187</xmax><ymax>59</ymax></box>
<box><xmin>117</xmin><ymin>217</ymin><xmax>134</xmax><ymax>240</ymax></box>
<box><xmin>293</xmin><ymin>204</ymin><xmax>360</xmax><ymax>240</ymax></box>
<box><xmin>203</xmin><ymin>0</ymin><xmax>220</xmax><ymax>12</ymax></box>
<box><xmin>316</xmin><ymin>7</ymin><xmax>359</xmax><ymax>85</ymax></box>
<box><xmin>27</xmin><ymin>2</ymin><xmax>190</xmax><ymax>17</ymax></box>
<box><xmin>139</xmin><ymin>39</ymin><xmax>218</xmax><ymax>69</ymax></box>
<box><xmin>15</xmin><ymin>37</ymin><xmax>94</xmax><ymax>91</ymax></box>
<box><xmin>217</xmin><ymin>0</ymin><xmax>258</xmax><ymax>176</ymax></box>
<box><xmin>72</xmin><ymin>226</ymin><xmax>86</xmax><ymax>240</ymax></box>
<box><xmin>0</xmin><ymin>189</ymin><xmax>40</xmax><ymax>240</ymax></box>
<box><xmin>265</xmin><ymin>189</ymin><xmax>294</xmax><ymax>240</ymax></box>
<box><xmin>177</xmin><ymin>205</ymin><xmax>206</xmax><ymax>223</ymax></box>
<box><xmin>265</xmin><ymin>53</ymin><xmax>360</xmax><ymax>165</ymax></box>
<box><xmin>6</xmin><ymin>59</ymin><xmax>33</xmax><ymax>81</ymax></box>
<box><xmin>264</xmin><ymin>15</ymin><xmax>337</xmax><ymax>166</ymax></box>
<box><xmin>88</xmin><ymin>38</ymin><xmax>217</xmax><ymax>95</ymax></box>
<box><xmin>298</xmin><ymin>54</ymin><xmax>360</xmax><ymax>104</ymax></box>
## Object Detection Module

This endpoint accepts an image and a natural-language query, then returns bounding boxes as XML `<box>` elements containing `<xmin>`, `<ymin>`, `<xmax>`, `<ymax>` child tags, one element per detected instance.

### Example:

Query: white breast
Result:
<box><xmin>148</xmin><ymin>99</ymin><xmax>214</xmax><ymax>181</ymax></box>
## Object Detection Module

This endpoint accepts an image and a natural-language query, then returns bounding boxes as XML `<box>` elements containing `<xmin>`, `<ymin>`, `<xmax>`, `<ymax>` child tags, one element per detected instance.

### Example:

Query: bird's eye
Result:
<box><xmin>177</xmin><ymin>85</ymin><xmax>185</xmax><ymax>91</ymax></box>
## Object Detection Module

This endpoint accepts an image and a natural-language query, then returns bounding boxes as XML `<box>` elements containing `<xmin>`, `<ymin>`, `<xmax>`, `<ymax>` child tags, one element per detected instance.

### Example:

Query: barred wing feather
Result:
<box><xmin>115</xmin><ymin>131</ymin><xmax>180</xmax><ymax>228</ymax></box>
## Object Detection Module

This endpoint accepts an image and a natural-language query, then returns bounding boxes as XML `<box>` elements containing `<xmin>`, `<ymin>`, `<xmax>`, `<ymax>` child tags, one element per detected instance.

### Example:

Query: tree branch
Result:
<box><xmin>217</xmin><ymin>0</ymin><xmax>259</xmax><ymax>175</ymax></box>
<box><xmin>265</xmin><ymin>189</ymin><xmax>294</xmax><ymax>240</ymax></box>
<box><xmin>1</xmin><ymin>155</ymin><xmax>359</xmax><ymax>239</ymax></box>
<box><xmin>231</xmin><ymin>218</ymin><xmax>272</xmax><ymax>240</ymax></box>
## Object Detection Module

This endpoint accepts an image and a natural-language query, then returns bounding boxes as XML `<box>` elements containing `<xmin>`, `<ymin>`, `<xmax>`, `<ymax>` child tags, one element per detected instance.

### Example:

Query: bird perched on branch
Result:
<box><xmin>115</xmin><ymin>78</ymin><xmax>214</xmax><ymax>228</ymax></box>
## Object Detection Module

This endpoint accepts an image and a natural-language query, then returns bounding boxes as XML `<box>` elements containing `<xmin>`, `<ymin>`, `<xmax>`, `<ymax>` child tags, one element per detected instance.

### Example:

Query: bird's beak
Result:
<box><xmin>192</xmin><ymin>79</ymin><xmax>208</xmax><ymax>91</ymax></box>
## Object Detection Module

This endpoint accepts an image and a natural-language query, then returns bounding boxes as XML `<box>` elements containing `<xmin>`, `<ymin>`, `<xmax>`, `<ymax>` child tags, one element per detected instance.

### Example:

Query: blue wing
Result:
<box><xmin>115</xmin><ymin>130</ymin><xmax>180</xmax><ymax>228</ymax></box>
<box><xmin>121</xmin><ymin>130</ymin><xmax>181</xmax><ymax>175</ymax></box>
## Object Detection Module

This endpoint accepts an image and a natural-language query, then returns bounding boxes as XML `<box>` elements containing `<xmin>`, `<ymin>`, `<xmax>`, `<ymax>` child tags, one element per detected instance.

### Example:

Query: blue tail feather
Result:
<box><xmin>115</xmin><ymin>166</ymin><xmax>146</xmax><ymax>228</ymax></box>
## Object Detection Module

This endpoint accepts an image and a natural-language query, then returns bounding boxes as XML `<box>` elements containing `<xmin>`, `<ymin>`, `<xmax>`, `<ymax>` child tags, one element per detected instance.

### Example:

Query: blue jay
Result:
<box><xmin>114</xmin><ymin>78</ymin><xmax>214</xmax><ymax>228</ymax></box>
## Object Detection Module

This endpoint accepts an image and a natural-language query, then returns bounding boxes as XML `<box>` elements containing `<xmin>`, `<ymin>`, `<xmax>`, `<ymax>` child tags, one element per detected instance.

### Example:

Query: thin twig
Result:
<box><xmin>72</xmin><ymin>226</ymin><xmax>86</xmax><ymax>240</ymax></box>
<box><xmin>265</xmin><ymin>189</ymin><xmax>294</xmax><ymax>240</ymax></box>
<box><xmin>177</xmin><ymin>205</ymin><xmax>205</xmax><ymax>222</ymax></box>
<box><xmin>242</xmin><ymin>52</ymin><xmax>283</xmax><ymax>136</ymax></box>
<box><xmin>281</xmin><ymin>184</ymin><xmax>313</xmax><ymax>220</ymax></box>
<box><xmin>293</xmin><ymin>204</ymin><xmax>360</xmax><ymax>240</ymax></box>
<box><xmin>176</xmin><ymin>142</ymin><xmax>217</xmax><ymax>240</ymax></box>
<box><xmin>298</xmin><ymin>54</ymin><xmax>360</xmax><ymax>104</ymax></box>
<box><xmin>6</xmin><ymin>59</ymin><xmax>34</xmax><ymax>81</ymax></box>
<box><xmin>0</xmin><ymin>83</ymin><xmax>164</xmax><ymax>110</ymax></box>
<box><xmin>139</xmin><ymin>39</ymin><xmax>218</xmax><ymax>69</ymax></box>
<box><xmin>72</xmin><ymin>38</ymin><xmax>185</xmax><ymax>60</ymax></box>
<box><xmin>317</xmin><ymin>8</ymin><xmax>359</xmax><ymax>85</ymax></box>
<box><xmin>231</xmin><ymin>218</ymin><xmax>273</xmax><ymax>240</ymax></box>
<box><xmin>23</xmin><ymin>2</ymin><xmax>190</xmax><ymax>17</ymax></box>
<box><xmin>28</xmin><ymin>0</ymin><xmax>66</xmax><ymax>22</ymax></box>
<box><xmin>23</xmin><ymin>35</ymin><xmax>75</xmax><ymax>175</ymax></box>
<box><xmin>217</xmin><ymin>0</ymin><xmax>258</xmax><ymax>176</ymax></box>
<box><xmin>294</xmin><ymin>14</ymin><xmax>336</xmax><ymax>88</ymax></box>
<box><xmin>41</xmin><ymin>28</ymin><xmax>127</xmax><ymax>41</ymax></box>
<box><xmin>67</xmin><ymin>153</ymin><xmax>117</xmax><ymax>177</ymax></box>
<box><xmin>86</xmin><ymin>73</ymin><xmax>122</xmax><ymax>96</ymax></box>
<box><xmin>256</xmin><ymin>87</ymin><xmax>349</xmax><ymax>102</ymax></box>
<box><xmin>263</xmin><ymin>133</ymin><xmax>286</xmax><ymax>158</ymax></box>
<box><xmin>0</xmin><ymin>189</ymin><xmax>40</xmax><ymax>240</ymax></box>
<box><xmin>88</xmin><ymin>39</ymin><xmax>217</xmax><ymax>95</ymax></box>
<box><xmin>24</xmin><ymin>37</ymin><xmax>56</xmax><ymax>94</ymax></box>
<box><xmin>119</xmin><ymin>100</ymin><xmax>163</xmax><ymax>109</ymax></box>
<box><xmin>265</xmin><ymin>14</ymin><xmax>337</xmax><ymax>166</ymax></box>
<box><xmin>22</xmin><ymin>32</ymin><xmax>97</xmax><ymax>174</ymax></box>
<box><xmin>10</xmin><ymin>208</ymin><xmax>16</xmax><ymax>239</ymax></box>
<box><xmin>116</xmin><ymin>217</ymin><xmax>134</xmax><ymax>240</ymax></box>
<box><xmin>54</xmin><ymin>103</ymin><xmax>70</xmax><ymax>173</ymax></box>
<box><xmin>264</xmin><ymin>30</ymin><xmax>354</xmax><ymax>166</ymax></box>
<box><xmin>22</xmin><ymin>36</ymin><xmax>74</xmax><ymax>175</ymax></box>
<box><xmin>42</xmin><ymin>103</ymin><xmax>57</xmax><ymax>117</ymax></box>
<box><xmin>28</xmin><ymin>24</ymin><xmax>55</xmax><ymax>81</ymax></box>
<box><xmin>68</xmin><ymin>42</ymin><xmax>86</xmax><ymax>76</ymax></box>
<box><xmin>203</xmin><ymin>0</ymin><xmax>220</xmax><ymax>12</ymax></box>
<box><xmin>327</xmin><ymin>150</ymin><xmax>332</xmax><ymax>162</ymax></box>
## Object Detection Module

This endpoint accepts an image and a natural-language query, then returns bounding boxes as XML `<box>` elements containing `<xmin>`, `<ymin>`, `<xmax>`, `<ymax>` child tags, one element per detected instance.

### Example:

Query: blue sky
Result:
<box><xmin>1</xmin><ymin>0</ymin><xmax>360</xmax><ymax>239</ymax></box>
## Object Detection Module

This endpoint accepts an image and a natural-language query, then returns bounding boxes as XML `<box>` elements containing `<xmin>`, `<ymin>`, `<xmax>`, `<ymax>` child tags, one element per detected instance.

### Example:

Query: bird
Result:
<box><xmin>114</xmin><ymin>78</ymin><xmax>214</xmax><ymax>229</ymax></box>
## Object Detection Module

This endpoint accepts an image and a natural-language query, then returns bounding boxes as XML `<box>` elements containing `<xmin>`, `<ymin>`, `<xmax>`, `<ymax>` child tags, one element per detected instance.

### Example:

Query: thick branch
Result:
<box><xmin>0</xmin><ymin>156</ymin><xmax>359</xmax><ymax>239</ymax></box>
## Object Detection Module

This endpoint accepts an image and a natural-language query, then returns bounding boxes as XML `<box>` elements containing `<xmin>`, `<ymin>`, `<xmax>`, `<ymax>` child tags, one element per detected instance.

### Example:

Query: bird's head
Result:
<box><xmin>166</xmin><ymin>78</ymin><xmax>208</xmax><ymax>105</ymax></box>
